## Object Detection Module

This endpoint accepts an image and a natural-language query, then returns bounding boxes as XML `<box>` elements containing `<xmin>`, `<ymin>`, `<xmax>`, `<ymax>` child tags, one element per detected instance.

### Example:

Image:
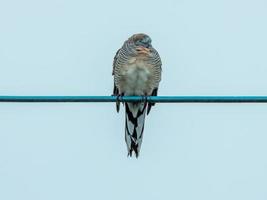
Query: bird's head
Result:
<box><xmin>131</xmin><ymin>33</ymin><xmax>152</xmax><ymax>48</ymax></box>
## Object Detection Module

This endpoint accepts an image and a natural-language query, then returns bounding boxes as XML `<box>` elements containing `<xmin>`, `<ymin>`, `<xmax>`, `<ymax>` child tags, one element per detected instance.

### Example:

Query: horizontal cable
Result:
<box><xmin>0</xmin><ymin>96</ymin><xmax>267</xmax><ymax>103</ymax></box>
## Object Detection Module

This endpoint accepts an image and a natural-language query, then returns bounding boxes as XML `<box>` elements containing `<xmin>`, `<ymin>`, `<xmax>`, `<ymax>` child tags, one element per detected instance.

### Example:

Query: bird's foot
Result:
<box><xmin>116</xmin><ymin>94</ymin><xmax>124</xmax><ymax>102</ymax></box>
<box><xmin>141</xmin><ymin>95</ymin><xmax>149</xmax><ymax>104</ymax></box>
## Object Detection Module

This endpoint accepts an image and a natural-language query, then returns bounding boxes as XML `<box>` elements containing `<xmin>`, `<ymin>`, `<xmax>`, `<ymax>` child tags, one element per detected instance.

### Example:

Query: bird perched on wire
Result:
<box><xmin>112</xmin><ymin>33</ymin><xmax>162</xmax><ymax>157</ymax></box>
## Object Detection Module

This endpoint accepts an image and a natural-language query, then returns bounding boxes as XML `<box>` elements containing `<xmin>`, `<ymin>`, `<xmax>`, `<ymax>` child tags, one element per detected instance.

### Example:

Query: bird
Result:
<box><xmin>112</xmin><ymin>33</ymin><xmax>162</xmax><ymax>157</ymax></box>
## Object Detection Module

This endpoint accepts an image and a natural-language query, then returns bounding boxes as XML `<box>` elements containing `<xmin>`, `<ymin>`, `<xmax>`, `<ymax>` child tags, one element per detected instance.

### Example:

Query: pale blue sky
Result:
<box><xmin>0</xmin><ymin>0</ymin><xmax>267</xmax><ymax>199</ymax></box>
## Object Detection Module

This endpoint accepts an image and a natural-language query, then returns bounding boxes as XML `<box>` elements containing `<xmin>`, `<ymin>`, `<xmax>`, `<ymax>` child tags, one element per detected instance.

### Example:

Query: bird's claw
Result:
<box><xmin>116</xmin><ymin>94</ymin><xmax>123</xmax><ymax>102</ymax></box>
<box><xmin>141</xmin><ymin>95</ymin><xmax>148</xmax><ymax>104</ymax></box>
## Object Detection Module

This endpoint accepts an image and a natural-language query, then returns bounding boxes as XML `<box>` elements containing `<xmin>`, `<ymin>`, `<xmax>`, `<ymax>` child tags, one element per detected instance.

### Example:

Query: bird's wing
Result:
<box><xmin>112</xmin><ymin>48</ymin><xmax>122</xmax><ymax>112</ymax></box>
<box><xmin>147</xmin><ymin>88</ymin><xmax>158</xmax><ymax>115</ymax></box>
<box><xmin>112</xmin><ymin>48</ymin><xmax>121</xmax><ymax>76</ymax></box>
<box><xmin>147</xmin><ymin>47</ymin><xmax>162</xmax><ymax>114</ymax></box>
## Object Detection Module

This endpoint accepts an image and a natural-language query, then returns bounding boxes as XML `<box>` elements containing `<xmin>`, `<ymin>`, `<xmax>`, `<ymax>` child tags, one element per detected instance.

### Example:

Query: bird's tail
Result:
<box><xmin>125</xmin><ymin>102</ymin><xmax>147</xmax><ymax>158</ymax></box>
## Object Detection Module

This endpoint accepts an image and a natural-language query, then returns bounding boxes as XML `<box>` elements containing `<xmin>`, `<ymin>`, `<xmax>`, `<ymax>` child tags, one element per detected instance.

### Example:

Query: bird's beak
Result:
<box><xmin>136</xmin><ymin>47</ymin><xmax>150</xmax><ymax>55</ymax></box>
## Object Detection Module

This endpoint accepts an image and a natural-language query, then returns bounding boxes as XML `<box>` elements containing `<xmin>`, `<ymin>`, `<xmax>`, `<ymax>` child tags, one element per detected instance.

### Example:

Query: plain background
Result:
<box><xmin>0</xmin><ymin>0</ymin><xmax>267</xmax><ymax>199</ymax></box>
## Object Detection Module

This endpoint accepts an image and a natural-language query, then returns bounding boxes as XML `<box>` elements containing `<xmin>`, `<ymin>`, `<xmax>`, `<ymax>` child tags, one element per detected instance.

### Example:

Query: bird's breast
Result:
<box><xmin>121</xmin><ymin>58</ymin><xmax>153</xmax><ymax>95</ymax></box>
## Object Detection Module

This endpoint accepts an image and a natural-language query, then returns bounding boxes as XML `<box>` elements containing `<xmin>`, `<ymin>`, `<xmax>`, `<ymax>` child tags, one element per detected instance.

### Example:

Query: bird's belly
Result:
<box><xmin>121</xmin><ymin>62</ymin><xmax>152</xmax><ymax>95</ymax></box>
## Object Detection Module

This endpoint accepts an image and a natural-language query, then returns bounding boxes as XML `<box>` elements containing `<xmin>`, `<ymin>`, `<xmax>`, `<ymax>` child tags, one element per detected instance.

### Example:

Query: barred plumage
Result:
<box><xmin>112</xmin><ymin>33</ymin><xmax>162</xmax><ymax>157</ymax></box>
